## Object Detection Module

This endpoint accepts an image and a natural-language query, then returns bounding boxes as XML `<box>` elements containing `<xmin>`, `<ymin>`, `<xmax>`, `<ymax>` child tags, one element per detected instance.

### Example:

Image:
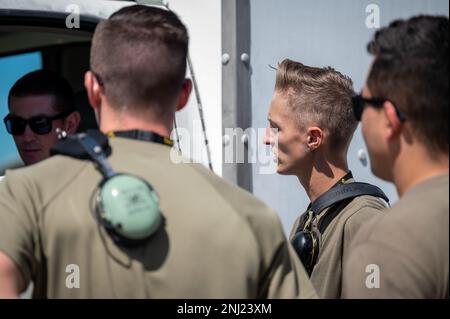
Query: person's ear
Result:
<box><xmin>384</xmin><ymin>101</ymin><xmax>403</xmax><ymax>141</ymax></box>
<box><xmin>307</xmin><ymin>127</ymin><xmax>324</xmax><ymax>151</ymax></box>
<box><xmin>84</xmin><ymin>71</ymin><xmax>103</xmax><ymax>111</ymax></box>
<box><xmin>64</xmin><ymin>111</ymin><xmax>81</xmax><ymax>134</ymax></box>
<box><xmin>176</xmin><ymin>79</ymin><xmax>193</xmax><ymax>112</ymax></box>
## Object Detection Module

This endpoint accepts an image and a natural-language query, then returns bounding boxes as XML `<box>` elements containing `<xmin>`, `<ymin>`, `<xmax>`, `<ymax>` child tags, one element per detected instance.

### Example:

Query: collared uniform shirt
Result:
<box><xmin>290</xmin><ymin>177</ymin><xmax>387</xmax><ymax>298</ymax></box>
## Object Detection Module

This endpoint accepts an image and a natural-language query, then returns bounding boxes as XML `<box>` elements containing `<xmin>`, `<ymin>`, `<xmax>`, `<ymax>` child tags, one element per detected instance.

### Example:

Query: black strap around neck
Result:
<box><xmin>311</xmin><ymin>182</ymin><xmax>389</xmax><ymax>215</ymax></box>
<box><xmin>296</xmin><ymin>171</ymin><xmax>389</xmax><ymax>234</ymax></box>
<box><xmin>107</xmin><ymin>130</ymin><xmax>173</xmax><ymax>147</ymax></box>
<box><xmin>304</xmin><ymin>171</ymin><xmax>354</xmax><ymax>213</ymax></box>
<box><xmin>314</xmin><ymin>182</ymin><xmax>389</xmax><ymax>234</ymax></box>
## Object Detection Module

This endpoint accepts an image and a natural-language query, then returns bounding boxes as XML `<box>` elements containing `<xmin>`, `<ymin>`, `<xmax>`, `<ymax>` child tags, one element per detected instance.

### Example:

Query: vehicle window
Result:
<box><xmin>0</xmin><ymin>51</ymin><xmax>42</xmax><ymax>174</ymax></box>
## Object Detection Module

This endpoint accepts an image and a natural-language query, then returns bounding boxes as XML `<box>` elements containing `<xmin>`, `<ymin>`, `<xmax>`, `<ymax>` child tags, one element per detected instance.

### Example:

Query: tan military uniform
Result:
<box><xmin>289</xmin><ymin>178</ymin><xmax>387</xmax><ymax>298</ymax></box>
<box><xmin>0</xmin><ymin>137</ymin><xmax>317</xmax><ymax>299</ymax></box>
<box><xmin>342</xmin><ymin>174</ymin><xmax>449</xmax><ymax>299</ymax></box>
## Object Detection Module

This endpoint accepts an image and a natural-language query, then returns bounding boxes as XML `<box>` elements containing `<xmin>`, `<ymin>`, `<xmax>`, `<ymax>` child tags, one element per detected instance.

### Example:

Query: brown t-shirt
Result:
<box><xmin>290</xmin><ymin>179</ymin><xmax>387</xmax><ymax>298</ymax></box>
<box><xmin>0</xmin><ymin>138</ymin><xmax>317</xmax><ymax>299</ymax></box>
<box><xmin>342</xmin><ymin>174</ymin><xmax>449</xmax><ymax>298</ymax></box>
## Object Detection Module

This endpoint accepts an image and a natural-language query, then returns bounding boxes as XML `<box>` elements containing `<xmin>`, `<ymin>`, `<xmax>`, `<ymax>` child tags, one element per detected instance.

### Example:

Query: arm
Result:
<box><xmin>341</xmin><ymin>203</ymin><xmax>384</xmax><ymax>262</ymax></box>
<box><xmin>0</xmin><ymin>170</ymin><xmax>39</xmax><ymax>298</ymax></box>
<box><xmin>257</xmin><ymin>213</ymin><xmax>317</xmax><ymax>299</ymax></box>
<box><xmin>0</xmin><ymin>252</ymin><xmax>25</xmax><ymax>298</ymax></box>
<box><xmin>262</xmin><ymin>241</ymin><xmax>317</xmax><ymax>299</ymax></box>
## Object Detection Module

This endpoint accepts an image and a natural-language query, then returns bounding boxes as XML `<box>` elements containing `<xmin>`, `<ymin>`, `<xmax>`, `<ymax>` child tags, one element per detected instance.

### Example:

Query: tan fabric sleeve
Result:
<box><xmin>289</xmin><ymin>215</ymin><xmax>302</xmax><ymax>241</ymax></box>
<box><xmin>342</xmin><ymin>241</ymin><xmax>431</xmax><ymax>298</ymax></box>
<box><xmin>258</xmin><ymin>214</ymin><xmax>317</xmax><ymax>299</ymax></box>
<box><xmin>0</xmin><ymin>170</ymin><xmax>41</xmax><ymax>287</ymax></box>
<box><xmin>342</xmin><ymin>204</ymin><xmax>384</xmax><ymax>261</ymax></box>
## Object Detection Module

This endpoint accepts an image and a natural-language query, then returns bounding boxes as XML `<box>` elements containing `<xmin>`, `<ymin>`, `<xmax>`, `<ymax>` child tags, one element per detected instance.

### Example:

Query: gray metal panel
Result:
<box><xmin>249</xmin><ymin>0</ymin><xmax>449</xmax><ymax>234</ymax></box>
<box><xmin>222</xmin><ymin>0</ymin><xmax>253</xmax><ymax>191</ymax></box>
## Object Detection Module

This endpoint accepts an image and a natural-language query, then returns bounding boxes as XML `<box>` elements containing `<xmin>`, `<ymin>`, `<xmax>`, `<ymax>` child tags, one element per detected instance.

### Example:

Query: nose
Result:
<box><xmin>263</xmin><ymin>127</ymin><xmax>272</xmax><ymax>146</ymax></box>
<box><xmin>21</xmin><ymin>125</ymin><xmax>38</xmax><ymax>142</ymax></box>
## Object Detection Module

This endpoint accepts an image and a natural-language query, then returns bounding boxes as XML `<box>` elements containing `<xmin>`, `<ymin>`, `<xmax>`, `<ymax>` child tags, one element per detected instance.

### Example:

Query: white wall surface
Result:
<box><xmin>168</xmin><ymin>0</ymin><xmax>223</xmax><ymax>175</ymax></box>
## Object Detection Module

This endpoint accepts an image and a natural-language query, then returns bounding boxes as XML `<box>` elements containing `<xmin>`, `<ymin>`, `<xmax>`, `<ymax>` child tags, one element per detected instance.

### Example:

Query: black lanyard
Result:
<box><xmin>107</xmin><ymin>130</ymin><xmax>174</xmax><ymax>147</ymax></box>
<box><xmin>305</xmin><ymin>171</ymin><xmax>353</xmax><ymax>214</ymax></box>
<box><xmin>298</xmin><ymin>171</ymin><xmax>354</xmax><ymax>233</ymax></box>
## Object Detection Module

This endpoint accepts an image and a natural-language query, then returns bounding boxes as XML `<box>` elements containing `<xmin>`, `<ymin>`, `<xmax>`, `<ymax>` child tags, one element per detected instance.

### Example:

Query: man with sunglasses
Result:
<box><xmin>263</xmin><ymin>59</ymin><xmax>388</xmax><ymax>298</ymax></box>
<box><xmin>342</xmin><ymin>16</ymin><xmax>449</xmax><ymax>298</ymax></box>
<box><xmin>4</xmin><ymin>69</ymin><xmax>80</xmax><ymax>166</ymax></box>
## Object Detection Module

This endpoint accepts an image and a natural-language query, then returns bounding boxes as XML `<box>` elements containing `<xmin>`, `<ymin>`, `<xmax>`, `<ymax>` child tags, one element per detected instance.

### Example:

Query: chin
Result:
<box><xmin>369</xmin><ymin>157</ymin><xmax>392</xmax><ymax>182</ymax></box>
<box><xmin>371</xmin><ymin>166</ymin><xmax>393</xmax><ymax>182</ymax></box>
<box><xmin>277</xmin><ymin>164</ymin><xmax>293</xmax><ymax>176</ymax></box>
<box><xmin>21</xmin><ymin>154</ymin><xmax>47</xmax><ymax>166</ymax></box>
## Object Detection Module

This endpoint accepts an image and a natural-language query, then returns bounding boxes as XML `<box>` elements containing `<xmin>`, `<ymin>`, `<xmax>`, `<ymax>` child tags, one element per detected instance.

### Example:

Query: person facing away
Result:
<box><xmin>3</xmin><ymin>69</ymin><xmax>80</xmax><ymax>166</ymax></box>
<box><xmin>263</xmin><ymin>59</ymin><xmax>388</xmax><ymax>298</ymax></box>
<box><xmin>0</xmin><ymin>5</ymin><xmax>317</xmax><ymax>299</ymax></box>
<box><xmin>342</xmin><ymin>15</ymin><xmax>449</xmax><ymax>299</ymax></box>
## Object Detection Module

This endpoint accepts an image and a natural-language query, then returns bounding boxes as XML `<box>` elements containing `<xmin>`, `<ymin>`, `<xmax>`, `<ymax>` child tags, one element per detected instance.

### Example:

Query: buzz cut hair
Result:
<box><xmin>90</xmin><ymin>5</ymin><xmax>189</xmax><ymax>116</ymax></box>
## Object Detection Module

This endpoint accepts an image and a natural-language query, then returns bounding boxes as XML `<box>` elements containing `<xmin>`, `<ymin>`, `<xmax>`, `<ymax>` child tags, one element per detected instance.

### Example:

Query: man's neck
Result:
<box><xmin>393</xmin><ymin>146</ymin><xmax>449</xmax><ymax>197</ymax></box>
<box><xmin>98</xmin><ymin>106</ymin><xmax>173</xmax><ymax>138</ymax></box>
<box><xmin>297</xmin><ymin>155</ymin><xmax>350</xmax><ymax>203</ymax></box>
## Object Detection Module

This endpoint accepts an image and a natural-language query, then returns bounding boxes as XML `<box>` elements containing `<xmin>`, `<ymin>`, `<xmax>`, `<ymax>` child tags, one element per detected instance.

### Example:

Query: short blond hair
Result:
<box><xmin>275</xmin><ymin>59</ymin><xmax>356</xmax><ymax>152</ymax></box>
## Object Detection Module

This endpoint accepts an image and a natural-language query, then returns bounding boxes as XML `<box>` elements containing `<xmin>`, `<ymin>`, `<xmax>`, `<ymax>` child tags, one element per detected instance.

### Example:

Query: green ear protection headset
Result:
<box><xmin>53</xmin><ymin>129</ymin><xmax>163</xmax><ymax>246</ymax></box>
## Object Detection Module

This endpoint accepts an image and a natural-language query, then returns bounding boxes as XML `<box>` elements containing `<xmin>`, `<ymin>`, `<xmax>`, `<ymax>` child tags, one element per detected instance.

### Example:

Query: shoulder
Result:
<box><xmin>112</xmin><ymin>139</ymin><xmax>287</xmax><ymax>242</ymax></box>
<box><xmin>2</xmin><ymin>155</ymin><xmax>89</xmax><ymax>206</ymax></box>
<box><xmin>189</xmin><ymin>162</ymin><xmax>282</xmax><ymax>227</ymax></box>
<box><xmin>289</xmin><ymin>214</ymin><xmax>303</xmax><ymax>241</ymax></box>
<box><xmin>356</xmin><ymin>185</ymin><xmax>448</xmax><ymax>246</ymax></box>
<box><xmin>350</xmin><ymin>190</ymin><xmax>448</xmax><ymax>272</ymax></box>
<box><xmin>340</xmin><ymin>195</ymin><xmax>387</xmax><ymax>235</ymax></box>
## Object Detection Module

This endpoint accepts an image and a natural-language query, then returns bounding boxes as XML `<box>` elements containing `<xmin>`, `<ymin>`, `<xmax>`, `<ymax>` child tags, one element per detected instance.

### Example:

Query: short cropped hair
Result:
<box><xmin>275</xmin><ymin>59</ymin><xmax>356</xmax><ymax>152</ymax></box>
<box><xmin>8</xmin><ymin>69</ymin><xmax>75</xmax><ymax>114</ymax></box>
<box><xmin>367</xmin><ymin>15</ymin><xmax>449</xmax><ymax>154</ymax></box>
<box><xmin>90</xmin><ymin>5</ymin><xmax>189</xmax><ymax>115</ymax></box>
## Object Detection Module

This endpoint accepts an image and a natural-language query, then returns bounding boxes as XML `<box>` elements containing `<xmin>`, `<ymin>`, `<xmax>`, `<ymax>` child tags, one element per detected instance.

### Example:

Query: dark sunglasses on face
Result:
<box><xmin>352</xmin><ymin>94</ymin><xmax>408</xmax><ymax>122</ymax></box>
<box><xmin>3</xmin><ymin>111</ymin><xmax>72</xmax><ymax>136</ymax></box>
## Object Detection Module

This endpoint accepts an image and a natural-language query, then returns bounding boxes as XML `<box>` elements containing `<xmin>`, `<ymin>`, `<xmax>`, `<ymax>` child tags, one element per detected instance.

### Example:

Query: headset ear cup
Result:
<box><xmin>100</xmin><ymin>174</ymin><xmax>161</xmax><ymax>241</ymax></box>
<box><xmin>291</xmin><ymin>229</ymin><xmax>319</xmax><ymax>276</ymax></box>
<box><xmin>95</xmin><ymin>190</ymin><xmax>113</xmax><ymax>230</ymax></box>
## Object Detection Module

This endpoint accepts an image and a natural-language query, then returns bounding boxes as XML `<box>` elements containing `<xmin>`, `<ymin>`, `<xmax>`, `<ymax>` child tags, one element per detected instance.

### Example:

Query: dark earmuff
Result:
<box><xmin>291</xmin><ymin>228</ymin><xmax>320</xmax><ymax>276</ymax></box>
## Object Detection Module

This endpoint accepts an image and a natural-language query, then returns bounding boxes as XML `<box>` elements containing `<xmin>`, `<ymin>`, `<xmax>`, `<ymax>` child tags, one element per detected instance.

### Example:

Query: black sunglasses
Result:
<box><xmin>352</xmin><ymin>94</ymin><xmax>407</xmax><ymax>122</ymax></box>
<box><xmin>3</xmin><ymin>111</ymin><xmax>72</xmax><ymax>136</ymax></box>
